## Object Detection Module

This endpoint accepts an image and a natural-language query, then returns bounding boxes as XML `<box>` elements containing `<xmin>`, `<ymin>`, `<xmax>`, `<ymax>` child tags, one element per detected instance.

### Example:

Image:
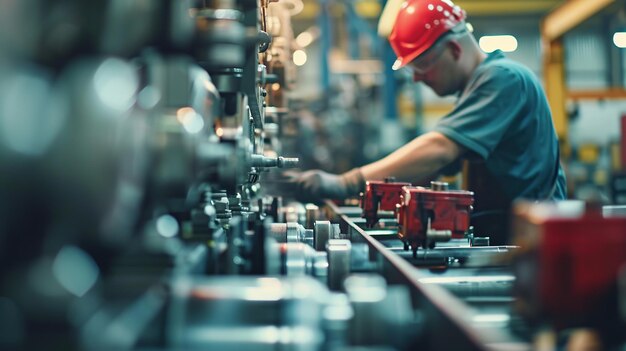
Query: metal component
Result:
<box><xmin>279</xmin><ymin>242</ymin><xmax>328</xmax><ymax>278</ymax></box>
<box><xmin>268</xmin><ymin>223</ymin><xmax>288</xmax><ymax>242</ymax></box>
<box><xmin>311</xmin><ymin>250</ymin><xmax>329</xmax><ymax>279</ymax></box>
<box><xmin>283</xmin><ymin>202</ymin><xmax>306</xmax><ymax>224</ymax></box>
<box><xmin>332</xmin><ymin>224</ymin><xmax>343</xmax><ymax>239</ymax></box>
<box><xmin>270</xmin><ymin>196</ymin><xmax>284</xmax><ymax>222</ymax></box>
<box><xmin>267</xmin><ymin>222</ymin><xmax>304</xmax><ymax>243</ymax></box>
<box><xmin>286</xmin><ymin>222</ymin><xmax>301</xmax><ymax>242</ymax></box>
<box><xmin>471</xmin><ymin>236</ymin><xmax>490</xmax><ymax>247</ymax></box>
<box><xmin>303</xmin><ymin>229</ymin><xmax>314</xmax><ymax>247</ymax></box>
<box><xmin>284</xmin><ymin>242</ymin><xmax>306</xmax><ymax>275</ymax></box>
<box><xmin>314</xmin><ymin>220</ymin><xmax>332</xmax><ymax>251</ymax></box>
<box><xmin>168</xmin><ymin>276</ymin><xmax>328</xmax><ymax>350</ymax></box>
<box><xmin>397</xmin><ymin>186</ymin><xmax>474</xmax><ymax>253</ymax></box>
<box><xmin>257</xmin><ymin>30</ymin><xmax>272</xmax><ymax>53</ymax></box>
<box><xmin>603</xmin><ymin>205</ymin><xmax>626</xmax><ymax>217</ymax></box>
<box><xmin>391</xmin><ymin>245</ymin><xmax>516</xmax><ymax>267</ymax></box>
<box><xmin>430</xmin><ymin>181</ymin><xmax>449</xmax><ymax>191</ymax></box>
<box><xmin>416</xmin><ymin>269</ymin><xmax>515</xmax><ymax>299</ymax></box>
<box><xmin>360</xmin><ymin>180</ymin><xmax>410</xmax><ymax>228</ymax></box>
<box><xmin>250</xmin><ymin>154</ymin><xmax>299</xmax><ymax>168</ymax></box>
<box><xmin>212</xmin><ymin>194</ymin><xmax>232</xmax><ymax>226</ymax></box>
<box><xmin>194</xmin><ymin>6</ymin><xmax>246</xmax><ymax>69</ymax></box>
<box><xmin>264</xmin><ymin>238</ymin><xmax>281</xmax><ymax>276</ymax></box>
<box><xmin>196</xmin><ymin>9</ymin><xmax>243</xmax><ymax>21</ymax></box>
<box><xmin>426</xmin><ymin>218</ymin><xmax>453</xmax><ymax>247</ymax></box>
<box><xmin>305</xmin><ymin>204</ymin><xmax>320</xmax><ymax>229</ymax></box>
<box><xmin>227</xmin><ymin>192</ymin><xmax>245</xmax><ymax>214</ymax></box>
<box><xmin>267</xmin><ymin>221</ymin><xmax>315</xmax><ymax>245</ymax></box>
<box><xmin>326</xmin><ymin>239</ymin><xmax>352</xmax><ymax>291</ymax></box>
<box><xmin>344</xmin><ymin>274</ymin><xmax>418</xmax><ymax>348</ymax></box>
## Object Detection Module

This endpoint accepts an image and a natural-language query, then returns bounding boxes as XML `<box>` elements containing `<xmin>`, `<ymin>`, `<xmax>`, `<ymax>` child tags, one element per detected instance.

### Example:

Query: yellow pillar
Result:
<box><xmin>542</xmin><ymin>38</ymin><xmax>569</xmax><ymax>155</ymax></box>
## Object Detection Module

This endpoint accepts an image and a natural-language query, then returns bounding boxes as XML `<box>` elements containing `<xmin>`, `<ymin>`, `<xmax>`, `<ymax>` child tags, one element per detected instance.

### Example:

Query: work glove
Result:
<box><xmin>286</xmin><ymin>168</ymin><xmax>365</xmax><ymax>204</ymax></box>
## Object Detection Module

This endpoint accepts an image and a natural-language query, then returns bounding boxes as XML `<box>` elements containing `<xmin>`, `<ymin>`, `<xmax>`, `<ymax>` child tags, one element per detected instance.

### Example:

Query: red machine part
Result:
<box><xmin>512</xmin><ymin>202</ymin><xmax>626</xmax><ymax>330</ymax></box>
<box><xmin>360</xmin><ymin>179</ymin><xmax>411</xmax><ymax>228</ymax></box>
<box><xmin>396</xmin><ymin>186</ymin><xmax>473</xmax><ymax>253</ymax></box>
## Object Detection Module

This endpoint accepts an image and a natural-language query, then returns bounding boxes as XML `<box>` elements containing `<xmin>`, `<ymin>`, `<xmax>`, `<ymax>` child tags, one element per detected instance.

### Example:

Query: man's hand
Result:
<box><xmin>285</xmin><ymin>168</ymin><xmax>365</xmax><ymax>204</ymax></box>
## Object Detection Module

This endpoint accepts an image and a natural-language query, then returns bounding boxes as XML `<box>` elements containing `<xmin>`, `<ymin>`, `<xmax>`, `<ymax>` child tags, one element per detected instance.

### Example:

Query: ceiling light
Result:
<box><xmin>479</xmin><ymin>35</ymin><xmax>518</xmax><ymax>53</ymax></box>
<box><xmin>613</xmin><ymin>32</ymin><xmax>626</xmax><ymax>48</ymax></box>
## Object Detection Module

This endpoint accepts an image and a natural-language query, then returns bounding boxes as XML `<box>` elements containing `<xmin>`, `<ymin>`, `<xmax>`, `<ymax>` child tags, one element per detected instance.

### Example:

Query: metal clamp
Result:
<box><xmin>327</xmin><ymin>239</ymin><xmax>351</xmax><ymax>291</ymax></box>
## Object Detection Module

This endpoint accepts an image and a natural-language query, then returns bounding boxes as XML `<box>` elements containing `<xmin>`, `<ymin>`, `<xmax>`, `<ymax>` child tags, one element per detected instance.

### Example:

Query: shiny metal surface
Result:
<box><xmin>314</xmin><ymin>220</ymin><xmax>332</xmax><ymax>251</ymax></box>
<box><xmin>168</xmin><ymin>276</ymin><xmax>329</xmax><ymax>350</ymax></box>
<box><xmin>325</xmin><ymin>200</ymin><xmax>530</xmax><ymax>351</ymax></box>
<box><xmin>326</xmin><ymin>239</ymin><xmax>352</xmax><ymax>291</ymax></box>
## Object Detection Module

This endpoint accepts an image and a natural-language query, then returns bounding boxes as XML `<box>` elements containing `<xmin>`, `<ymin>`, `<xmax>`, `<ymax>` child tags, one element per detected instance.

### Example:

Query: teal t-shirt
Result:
<box><xmin>433</xmin><ymin>50</ymin><xmax>567</xmax><ymax>202</ymax></box>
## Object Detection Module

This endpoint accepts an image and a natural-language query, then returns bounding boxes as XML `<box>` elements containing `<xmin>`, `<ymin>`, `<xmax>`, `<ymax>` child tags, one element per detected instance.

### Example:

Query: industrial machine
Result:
<box><xmin>396</xmin><ymin>182</ymin><xmax>474</xmax><ymax>253</ymax></box>
<box><xmin>1</xmin><ymin>1</ymin><xmax>625</xmax><ymax>351</ymax></box>
<box><xmin>361</xmin><ymin>178</ymin><xmax>411</xmax><ymax>228</ymax></box>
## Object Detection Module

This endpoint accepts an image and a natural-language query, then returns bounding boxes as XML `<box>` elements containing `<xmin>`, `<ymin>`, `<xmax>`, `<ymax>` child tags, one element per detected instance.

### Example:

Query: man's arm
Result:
<box><xmin>288</xmin><ymin>131</ymin><xmax>464</xmax><ymax>203</ymax></box>
<box><xmin>361</xmin><ymin>131</ymin><xmax>464</xmax><ymax>182</ymax></box>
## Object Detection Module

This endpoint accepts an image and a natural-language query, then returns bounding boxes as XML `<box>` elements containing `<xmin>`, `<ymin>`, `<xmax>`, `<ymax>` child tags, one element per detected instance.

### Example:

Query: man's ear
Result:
<box><xmin>448</xmin><ymin>40</ymin><xmax>462</xmax><ymax>60</ymax></box>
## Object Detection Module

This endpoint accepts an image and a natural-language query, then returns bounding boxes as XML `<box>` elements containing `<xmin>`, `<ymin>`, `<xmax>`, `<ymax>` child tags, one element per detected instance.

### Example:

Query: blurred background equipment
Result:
<box><xmin>1</xmin><ymin>0</ymin><xmax>626</xmax><ymax>351</ymax></box>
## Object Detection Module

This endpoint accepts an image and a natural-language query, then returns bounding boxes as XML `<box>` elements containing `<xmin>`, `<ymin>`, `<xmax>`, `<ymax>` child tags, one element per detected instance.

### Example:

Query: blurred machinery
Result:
<box><xmin>1</xmin><ymin>1</ymin><xmax>625</xmax><ymax>351</ymax></box>
<box><xmin>512</xmin><ymin>202</ymin><xmax>626</xmax><ymax>347</ymax></box>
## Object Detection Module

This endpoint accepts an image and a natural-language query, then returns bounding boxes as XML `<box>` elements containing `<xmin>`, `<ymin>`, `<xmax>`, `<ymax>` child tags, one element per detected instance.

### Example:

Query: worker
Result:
<box><xmin>288</xmin><ymin>0</ymin><xmax>567</xmax><ymax>243</ymax></box>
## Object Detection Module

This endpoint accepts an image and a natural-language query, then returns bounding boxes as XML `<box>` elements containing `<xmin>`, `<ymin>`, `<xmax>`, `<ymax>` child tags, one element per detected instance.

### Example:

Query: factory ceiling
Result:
<box><xmin>293</xmin><ymin>0</ymin><xmax>566</xmax><ymax>20</ymax></box>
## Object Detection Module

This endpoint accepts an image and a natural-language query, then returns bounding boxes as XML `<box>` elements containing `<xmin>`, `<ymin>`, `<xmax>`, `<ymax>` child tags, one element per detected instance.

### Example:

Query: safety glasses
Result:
<box><xmin>405</xmin><ymin>34</ymin><xmax>453</xmax><ymax>75</ymax></box>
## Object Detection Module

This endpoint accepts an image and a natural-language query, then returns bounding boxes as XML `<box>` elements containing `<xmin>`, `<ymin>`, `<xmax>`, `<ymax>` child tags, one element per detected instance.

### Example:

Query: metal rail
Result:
<box><xmin>325</xmin><ymin>201</ymin><xmax>530</xmax><ymax>351</ymax></box>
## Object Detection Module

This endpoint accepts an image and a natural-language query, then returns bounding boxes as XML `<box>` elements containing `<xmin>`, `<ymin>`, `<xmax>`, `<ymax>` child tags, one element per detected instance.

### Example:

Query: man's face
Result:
<box><xmin>406</xmin><ymin>36</ymin><xmax>459</xmax><ymax>96</ymax></box>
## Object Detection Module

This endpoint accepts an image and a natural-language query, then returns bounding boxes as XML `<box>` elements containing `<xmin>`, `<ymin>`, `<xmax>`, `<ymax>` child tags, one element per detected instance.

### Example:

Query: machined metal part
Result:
<box><xmin>194</xmin><ymin>6</ymin><xmax>246</xmax><ymax>69</ymax></box>
<box><xmin>426</xmin><ymin>218</ymin><xmax>453</xmax><ymax>247</ymax></box>
<box><xmin>430</xmin><ymin>181</ymin><xmax>449</xmax><ymax>191</ymax></box>
<box><xmin>303</xmin><ymin>229</ymin><xmax>314</xmax><ymax>247</ymax></box>
<box><xmin>305</xmin><ymin>204</ymin><xmax>320</xmax><ymax>229</ymax></box>
<box><xmin>397</xmin><ymin>186</ymin><xmax>474</xmax><ymax>252</ymax></box>
<box><xmin>314</xmin><ymin>220</ymin><xmax>332</xmax><ymax>251</ymax></box>
<box><xmin>168</xmin><ymin>276</ymin><xmax>329</xmax><ymax>350</ymax></box>
<box><xmin>280</xmin><ymin>242</ymin><xmax>328</xmax><ymax>278</ymax></box>
<box><xmin>284</xmin><ymin>242</ymin><xmax>306</xmax><ymax>275</ymax></box>
<box><xmin>268</xmin><ymin>223</ymin><xmax>288</xmax><ymax>242</ymax></box>
<box><xmin>264</xmin><ymin>238</ymin><xmax>281</xmax><ymax>276</ymax></box>
<box><xmin>266</xmin><ymin>223</ymin><xmax>328</xmax><ymax>278</ymax></box>
<box><xmin>286</xmin><ymin>222</ymin><xmax>301</xmax><ymax>242</ymax></box>
<box><xmin>267</xmin><ymin>222</ymin><xmax>304</xmax><ymax>243</ymax></box>
<box><xmin>250</xmin><ymin>154</ymin><xmax>299</xmax><ymax>168</ymax></box>
<box><xmin>361</xmin><ymin>229</ymin><xmax>398</xmax><ymax>241</ymax></box>
<box><xmin>603</xmin><ymin>205</ymin><xmax>626</xmax><ymax>217</ymax></box>
<box><xmin>332</xmin><ymin>224</ymin><xmax>343</xmax><ymax>239</ymax></box>
<box><xmin>471</xmin><ymin>236</ymin><xmax>490</xmax><ymax>247</ymax></box>
<box><xmin>360</xmin><ymin>179</ymin><xmax>410</xmax><ymax>228</ymax></box>
<box><xmin>326</xmin><ymin>239</ymin><xmax>352</xmax><ymax>291</ymax></box>
<box><xmin>416</xmin><ymin>268</ymin><xmax>515</xmax><ymax>299</ymax></box>
<box><xmin>282</xmin><ymin>202</ymin><xmax>306</xmax><ymax>224</ymax></box>
<box><xmin>343</xmin><ymin>274</ymin><xmax>420</xmax><ymax>349</ymax></box>
<box><xmin>391</xmin><ymin>245</ymin><xmax>516</xmax><ymax>268</ymax></box>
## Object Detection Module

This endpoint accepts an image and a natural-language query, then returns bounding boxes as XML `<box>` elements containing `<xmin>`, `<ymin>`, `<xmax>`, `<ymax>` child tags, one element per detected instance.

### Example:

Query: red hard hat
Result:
<box><xmin>389</xmin><ymin>0</ymin><xmax>466</xmax><ymax>70</ymax></box>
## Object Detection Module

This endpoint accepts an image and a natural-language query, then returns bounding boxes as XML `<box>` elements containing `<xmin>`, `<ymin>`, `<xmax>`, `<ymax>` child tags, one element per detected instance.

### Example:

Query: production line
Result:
<box><xmin>1</xmin><ymin>1</ymin><xmax>626</xmax><ymax>351</ymax></box>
